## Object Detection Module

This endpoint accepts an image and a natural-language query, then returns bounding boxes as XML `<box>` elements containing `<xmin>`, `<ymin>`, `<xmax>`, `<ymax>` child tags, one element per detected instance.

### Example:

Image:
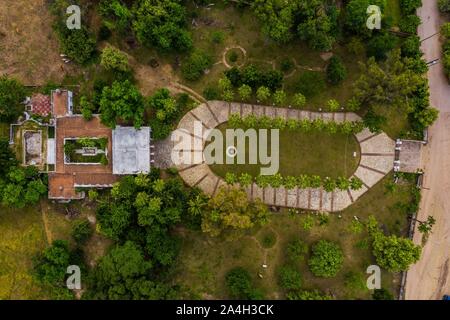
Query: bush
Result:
<box><xmin>287</xmin><ymin>239</ymin><xmax>308</xmax><ymax>262</ymax></box>
<box><xmin>55</xmin><ymin>26</ymin><xmax>96</xmax><ymax>65</ymax></box>
<box><xmin>296</xmin><ymin>71</ymin><xmax>325</xmax><ymax>98</ymax></box>
<box><xmin>367</xmin><ymin>33</ymin><xmax>398</xmax><ymax>61</ymax></box>
<box><xmin>0</xmin><ymin>76</ymin><xmax>26</xmax><ymax>123</ymax></box>
<box><xmin>224</xmin><ymin>65</ymin><xmax>283</xmax><ymax>91</ymax></box>
<box><xmin>326</xmin><ymin>56</ymin><xmax>347</xmax><ymax>85</ymax></box>
<box><xmin>211</xmin><ymin>31</ymin><xmax>225</xmax><ymax>44</ymax></box>
<box><xmin>287</xmin><ymin>289</ymin><xmax>331</xmax><ymax>300</ymax></box>
<box><xmin>100</xmin><ymin>47</ymin><xmax>129</xmax><ymax>72</ymax></box>
<box><xmin>372</xmin><ymin>288</ymin><xmax>394</xmax><ymax>300</ymax></box>
<box><xmin>225</xmin><ymin>267</ymin><xmax>263</xmax><ymax>299</ymax></box>
<box><xmin>278</xmin><ymin>265</ymin><xmax>302</xmax><ymax>290</ymax></box>
<box><xmin>439</xmin><ymin>0</ymin><xmax>450</xmax><ymax>13</ymax></box>
<box><xmin>441</xmin><ymin>23</ymin><xmax>450</xmax><ymax>38</ymax></box>
<box><xmin>401</xmin><ymin>36</ymin><xmax>422</xmax><ymax>58</ymax></box>
<box><xmin>308</xmin><ymin>240</ymin><xmax>344</xmax><ymax>278</ymax></box>
<box><xmin>280</xmin><ymin>58</ymin><xmax>294</xmax><ymax>73</ymax></box>
<box><xmin>182</xmin><ymin>50</ymin><xmax>212</xmax><ymax>81</ymax></box>
<box><xmin>261</xmin><ymin>231</ymin><xmax>277</xmax><ymax>248</ymax></box>
<box><xmin>98</xmin><ymin>24</ymin><xmax>112</xmax><ymax>41</ymax></box>
<box><xmin>72</xmin><ymin>219</ymin><xmax>93</xmax><ymax>245</ymax></box>
<box><xmin>399</xmin><ymin>15</ymin><xmax>421</xmax><ymax>34</ymax></box>
<box><xmin>363</xmin><ymin>108</ymin><xmax>387</xmax><ymax>133</ymax></box>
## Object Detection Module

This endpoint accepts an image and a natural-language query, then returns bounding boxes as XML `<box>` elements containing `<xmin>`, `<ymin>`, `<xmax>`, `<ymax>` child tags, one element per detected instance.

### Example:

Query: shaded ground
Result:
<box><xmin>0</xmin><ymin>0</ymin><xmax>70</xmax><ymax>84</ymax></box>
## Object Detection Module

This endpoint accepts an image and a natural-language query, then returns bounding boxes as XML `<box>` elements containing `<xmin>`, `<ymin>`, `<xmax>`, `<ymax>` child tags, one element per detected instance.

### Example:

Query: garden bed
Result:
<box><xmin>64</xmin><ymin>137</ymin><xmax>108</xmax><ymax>165</ymax></box>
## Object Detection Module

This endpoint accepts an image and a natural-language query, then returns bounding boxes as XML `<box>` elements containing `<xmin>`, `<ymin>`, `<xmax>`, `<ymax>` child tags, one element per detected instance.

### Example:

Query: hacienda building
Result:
<box><xmin>9</xmin><ymin>89</ymin><xmax>153</xmax><ymax>201</ymax></box>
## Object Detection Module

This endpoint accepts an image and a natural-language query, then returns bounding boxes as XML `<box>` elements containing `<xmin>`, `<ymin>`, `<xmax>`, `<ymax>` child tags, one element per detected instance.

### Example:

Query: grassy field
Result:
<box><xmin>209</xmin><ymin>124</ymin><xmax>360</xmax><ymax>179</ymax></box>
<box><xmin>174</xmin><ymin>173</ymin><xmax>414</xmax><ymax>299</ymax></box>
<box><xmin>0</xmin><ymin>200</ymin><xmax>110</xmax><ymax>299</ymax></box>
<box><xmin>0</xmin><ymin>201</ymin><xmax>77</xmax><ymax>299</ymax></box>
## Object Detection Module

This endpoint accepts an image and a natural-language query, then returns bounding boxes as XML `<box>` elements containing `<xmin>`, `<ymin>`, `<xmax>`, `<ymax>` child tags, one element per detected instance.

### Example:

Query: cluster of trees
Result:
<box><xmin>224</xmin><ymin>172</ymin><xmax>364</xmax><ymax>192</ymax></box>
<box><xmin>441</xmin><ymin>23</ymin><xmax>450</xmax><ymax>81</ymax></box>
<box><xmin>224</xmin><ymin>65</ymin><xmax>283</xmax><ymax>92</ymax></box>
<box><xmin>252</xmin><ymin>0</ymin><xmax>338</xmax><ymax>51</ymax></box>
<box><xmin>0</xmin><ymin>159</ymin><xmax>47</xmax><ymax>208</ymax></box>
<box><xmin>32</xmin><ymin>240</ymin><xmax>83</xmax><ymax>299</ymax></box>
<box><xmin>182</xmin><ymin>50</ymin><xmax>213</xmax><ymax>81</ymax></box>
<box><xmin>199</xmin><ymin>186</ymin><xmax>269</xmax><ymax>238</ymax></box>
<box><xmin>0</xmin><ymin>76</ymin><xmax>26</xmax><ymax>123</ymax></box>
<box><xmin>99</xmin><ymin>0</ymin><xmax>192</xmax><ymax>52</ymax></box>
<box><xmin>353</xmin><ymin>49</ymin><xmax>438</xmax><ymax>135</ymax></box>
<box><xmin>50</xmin><ymin>0</ymin><xmax>96</xmax><ymax>65</ymax></box>
<box><xmin>228</xmin><ymin>113</ymin><xmax>365</xmax><ymax>134</ymax></box>
<box><xmin>148</xmin><ymin>89</ymin><xmax>188</xmax><ymax>140</ymax></box>
<box><xmin>367</xmin><ymin>216</ymin><xmax>422</xmax><ymax>272</ymax></box>
<box><xmin>84</xmin><ymin>171</ymin><xmax>201</xmax><ymax>299</ymax></box>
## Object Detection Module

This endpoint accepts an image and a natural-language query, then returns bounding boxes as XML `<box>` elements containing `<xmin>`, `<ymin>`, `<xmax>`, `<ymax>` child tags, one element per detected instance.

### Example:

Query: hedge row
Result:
<box><xmin>228</xmin><ymin>113</ymin><xmax>365</xmax><ymax>135</ymax></box>
<box><xmin>224</xmin><ymin>172</ymin><xmax>364</xmax><ymax>192</ymax></box>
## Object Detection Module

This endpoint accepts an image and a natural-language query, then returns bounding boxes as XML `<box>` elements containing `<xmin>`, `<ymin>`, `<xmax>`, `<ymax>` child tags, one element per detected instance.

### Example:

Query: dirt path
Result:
<box><xmin>40</xmin><ymin>200</ymin><xmax>53</xmax><ymax>244</ymax></box>
<box><xmin>405</xmin><ymin>0</ymin><xmax>450</xmax><ymax>300</ymax></box>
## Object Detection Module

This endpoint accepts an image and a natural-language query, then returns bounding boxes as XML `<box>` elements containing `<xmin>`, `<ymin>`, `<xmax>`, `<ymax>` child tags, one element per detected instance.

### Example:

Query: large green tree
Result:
<box><xmin>308</xmin><ymin>240</ymin><xmax>344</xmax><ymax>278</ymax></box>
<box><xmin>0</xmin><ymin>76</ymin><xmax>26</xmax><ymax>123</ymax></box>
<box><xmin>99</xmin><ymin>80</ymin><xmax>146</xmax><ymax>129</ymax></box>
<box><xmin>132</xmin><ymin>0</ymin><xmax>192</xmax><ymax>52</ymax></box>
<box><xmin>367</xmin><ymin>216</ymin><xmax>422</xmax><ymax>272</ymax></box>
<box><xmin>201</xmin><ymin>186</ymin><xmax>269</xmax><ymax>238</ymax></box>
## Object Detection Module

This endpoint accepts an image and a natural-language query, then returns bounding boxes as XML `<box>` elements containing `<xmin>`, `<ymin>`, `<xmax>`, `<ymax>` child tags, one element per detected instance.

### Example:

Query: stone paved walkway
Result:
<box><xmin>167</xmin><ymin>101</ymin><xmax>395</xmax><ymax>212</ymax></box>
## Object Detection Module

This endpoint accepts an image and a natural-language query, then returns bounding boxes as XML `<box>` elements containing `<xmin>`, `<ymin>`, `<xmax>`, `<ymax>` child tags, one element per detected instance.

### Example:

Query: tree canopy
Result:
<box><xmin>99</xmin><ymin>80</ymin><xmax>146</xmax><ymax>129</ymax></box>
<box><xmin>200</xmin><ymin>186</ymin><xmax>269</xmax><ymax>238</ymax></box>
<box><xmin>0</xmin><ymin>76</ymin><xmax>26</xmax><ymax>123</ymax></box>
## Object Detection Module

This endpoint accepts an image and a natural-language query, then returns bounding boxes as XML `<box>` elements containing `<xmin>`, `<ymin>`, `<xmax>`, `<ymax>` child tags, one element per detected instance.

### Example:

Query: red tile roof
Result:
<box><xmin>31</xmin><ymin>94</ymin><xmax>51</xmax><ymax>116</ymax></box>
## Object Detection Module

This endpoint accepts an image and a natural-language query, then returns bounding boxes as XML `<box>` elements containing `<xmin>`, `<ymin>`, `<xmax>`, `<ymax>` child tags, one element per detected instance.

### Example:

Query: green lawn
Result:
<box><xmin>174</xmin><ymin>173</ymin><xmax>414</xmax><ymax>299</ymax></box>
<box><xmin>208</xmin><ymin>123</ymin><xmax>360</xmax><ymax>179</ymax></box>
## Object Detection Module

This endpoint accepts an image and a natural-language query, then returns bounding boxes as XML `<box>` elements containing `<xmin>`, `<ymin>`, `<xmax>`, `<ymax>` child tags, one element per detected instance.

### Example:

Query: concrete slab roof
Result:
<box><xmin>112</xmin><ymin>126</ymin><xmax>151</xmax><ymax>175</ymax></box>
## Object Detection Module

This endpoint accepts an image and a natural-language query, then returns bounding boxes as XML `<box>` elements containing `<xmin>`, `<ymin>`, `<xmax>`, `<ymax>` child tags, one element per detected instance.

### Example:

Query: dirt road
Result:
<box><xmin>405</xmin><ymin>0</ymin><xmax>450</xmax><ymax>300</ymax></box>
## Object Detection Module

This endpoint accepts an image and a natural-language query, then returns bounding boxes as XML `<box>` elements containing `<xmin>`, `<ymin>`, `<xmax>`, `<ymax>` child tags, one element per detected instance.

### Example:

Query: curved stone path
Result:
<box><xmin>170</xmin><ymin>101</ymin><xmax>395</xmax><ymax>212</ymax></box>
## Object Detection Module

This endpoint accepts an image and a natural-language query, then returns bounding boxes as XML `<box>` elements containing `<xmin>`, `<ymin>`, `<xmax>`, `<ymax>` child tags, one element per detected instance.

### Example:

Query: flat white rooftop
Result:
<box><xmin>112</xmin><ymin>126</ymin><xmax>151</xmax><ymax>175</ymax></box>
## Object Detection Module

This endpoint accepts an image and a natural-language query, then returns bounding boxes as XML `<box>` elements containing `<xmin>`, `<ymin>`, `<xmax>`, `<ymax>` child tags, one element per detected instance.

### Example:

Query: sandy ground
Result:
<box><xmin>405</xmin><ymin>0</ymin><xmax>450</xmax><ymax>300</ymax></box>
<box><xmin>0</xmin><ymin>0</ymin><xmax>68</xmax><ymax>85</ymax></box>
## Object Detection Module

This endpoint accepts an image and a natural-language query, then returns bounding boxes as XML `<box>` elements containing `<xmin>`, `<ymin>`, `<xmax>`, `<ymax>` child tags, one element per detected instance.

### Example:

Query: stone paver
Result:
<box><xmin>348</xmin><ymin>183</ymin><xmax>369</xmax><ymax>203</ymax></box>
<box><xmin>360</xmin><ymin>132</ymin><xmax>395</xmax><ymax>154</ymax></box>
<box><xmin>354</xmin><ymin>166</ymin><xmax>385</xmax><ymax>188</ymax></box>
<box><xmin>173</xmin><ymin>101</ymin><xmax>394</xmax><ymax>212</ymax></box>
<box><xmin>333</xmin><ymin>190</ymin><xmax>352</xmax><ymax>211</ymax></box>
<box><xmin>275</xmin><ymin>187</ymin><xmax>287</xmax><ymax>206</ymax></box>
<box><xmin>208</xmin><ymin>101</ymin><xmax>229</xmax><ymax>124</ymax></box>
<box><xmin>287</xmin><ymin>188</ymin><xmax>298</xmax><ymax>207</ymax></box>
<box><xmin>310</xmin><ymin>188</ymin><xmax>321</xmax><ymax>210</ymax></box>
<box><xmin>241</xmin><ymin>104</ymin><xmax>253</xmax><ymax>117</ymax></box>
<box><xmin>322</xmin><ymin>190</ymin><xmax>333</xmax><ymax>211</ymax></box>
<box><xmin>334</xmin><ymin>112</ymin><xmax>345</xmax><ymax>123</ymax></box>
<box><xmin>230</xmin><ymin>102</ymin><xmax>241</xmax><ymax>116</ymax></box>
<box><xmin>355</xmin><ymin>128</ymin><xmax>376</xmax><ymax>142</ymax></box>
<box><xmin>360</xmin><ymin>154</ymin><xmax>395</xmax><ymax>174</ymax></box>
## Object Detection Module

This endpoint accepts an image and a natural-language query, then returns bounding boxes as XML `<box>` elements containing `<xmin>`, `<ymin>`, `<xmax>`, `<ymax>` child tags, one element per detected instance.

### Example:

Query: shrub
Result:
<box><xmin>296</xmin><ymin>71</ymin><xmax>326</xmax><ymax>98</ymax></box>
<box><xmin>182</xmin><ymin>50</ymin><xmax>212</xmax><ymax>81</ymax></box>
<box><xmin>363</xmin><ymin>108</ymin><xmax>387</xmax><ymax>133</ymax></box>
<box><xmin>256</xmin><ymin>86</ymin><xmax>271</xmax><ymax>102</ymax></box>
<box><xmin>287</xmin><ymin>239</ymin><xmax>308</xmax><ymax>262</ymax></box>
<box><xmin>327</xmin><ymin>99</ymin><xmax>340</xmax><ymax>112</ymax></box>
<box><xmin>442</xmin><ymin>23</ymin><xmax>450</xmax><ymax>38</ymax></box>
<box><xmin>72</xmin><ymin>219</ymin><xmax>93</xmax><ymax>245</ymax></box>
<box><xmin>261</xmin><ymin>231</ymin><xmax>277</xmax><ymax>248</ymax></box>
<box><xmin>0</xmin><ymin>76</ymin><xmax>26</xmax><ymax>123</ymax></box>
<box><xmin>367</xmin><ymin>33</ymin><xmax>398</xmax><ymax>61</ymax></box>
<box><xmin>401</xmin><ymin>36</ymin><xmax>422</xmax><ymax>58</ymax></box>
<box><xmin>372</xmin><ymin>288</ymin><xmax>394</xmax><ymax>300</ymax></box>
<box><xmin>326</xmin><ymin>56</ymin><xmax>347</xmax><ymax>85</ymax></box>
<box><xmin>302</xmin><ymin>215</ymin><xmax>315</xmax><ymax>231</ymax></box>
<box><xmin>88</xmin><ymin>189</ymin><xmax>99</xmax><ymax>201</ymax></box>
<box><xmin>309</xmin><ymin>240</ymin><xmax>344</xmax><ymax>278</ymax></box>
<box><xmin>278</xmin><ymin>265</ymin><xmax>302</xmax><ymax>290</ymax></box>
<box><xmin>55</xmin><ymin>26</ymin><xmax>96</xmax><ymax>65</ymax></box>
<box><xmin>101</xmin><ymin>46</ymin><xmax>129</xmax><ymax>72</ymax></box>
<box><xmin>225</xmin><ymin>267</ymin><xmax>263</xmax><ymax>299</ymax></box>
<box><xmin>228</xmin><ymin>51</ymin><xmax>238</xmax><ymax>63</ymax></box>
<box><xmin>292</xmin><ymin>93</ymin><xmax>306</xmax><ymax>108</ymax></box>
<box><xmin>280</xmin><ymin>58</ymin><xmax>294</xmax><ymax>73</ymax></box>
<box><xmin>399</xmin><ymin>15</ymin><xmax>421</xmax><ymax>34</ymax></box>
<box><xmin>238</xmin><ymin>84</ymin><xmax>252</xmax><ymax>101</ymax></box>
<box><xmin>211</xmin><ymin>31</ymin><xmax>225</xmax><ymax>44</ymax></box>
<box><xmin>98</xmin><ymin>24</ymin><xmax>112</xmax><ymax>41</ymax></box>
<box><xmin>439</xmin><ymin>0</ymin><xmax>450</xmax><ymax>13</ymax></box>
